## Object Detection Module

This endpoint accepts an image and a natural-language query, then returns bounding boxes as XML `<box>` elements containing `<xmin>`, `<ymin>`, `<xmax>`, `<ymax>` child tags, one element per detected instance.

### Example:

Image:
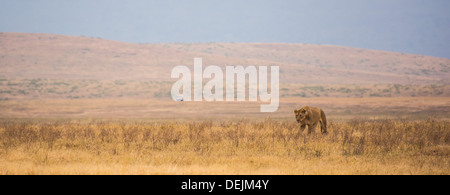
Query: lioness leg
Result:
<box><xmin>300</xmin><ymin>123</ymin><xmax>306</xmax><ymax>132</ymax></box>
<box><xmin>308</xmin><ymin>123</ymin><xmax>318</xmax><ymax>134</ymax></box>
<box><xmin>320</xmin><ymin>120</ymin><xmax>327</xmax><ymax>134</ymax></box>
<box><xmin>320</xmin><ymin>109</ymin><xmax>328</xmax><ymax>135</ymax></box>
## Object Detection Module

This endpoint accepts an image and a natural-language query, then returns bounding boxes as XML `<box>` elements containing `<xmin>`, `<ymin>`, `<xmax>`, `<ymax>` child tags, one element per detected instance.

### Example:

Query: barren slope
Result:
<box><xmin>1</xmin><ymin>32</ymin><xmax>449</xmax><ymax>84</ymax></box>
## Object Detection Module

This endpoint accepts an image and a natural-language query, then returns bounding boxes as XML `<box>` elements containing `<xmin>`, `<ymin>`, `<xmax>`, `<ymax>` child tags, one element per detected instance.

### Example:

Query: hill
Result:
<box><xmin>1</xmin><ymin>32</ymin><xmax>448</xmax><ymax>84</ymax></box>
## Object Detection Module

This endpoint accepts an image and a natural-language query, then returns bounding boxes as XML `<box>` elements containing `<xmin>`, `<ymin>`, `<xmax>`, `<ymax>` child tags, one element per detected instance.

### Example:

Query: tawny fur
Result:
<box><xmin>294</xmin><ymin>106</ymin><xmax>327</xmax><ymax>134</ymax></box>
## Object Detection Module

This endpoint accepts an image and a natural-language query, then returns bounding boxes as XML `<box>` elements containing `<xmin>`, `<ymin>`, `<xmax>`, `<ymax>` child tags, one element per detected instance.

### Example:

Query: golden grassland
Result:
<box><xmin>0</xmin><ymin>118</ymin><xmax>448</xmax><ymax>175</ymax></box>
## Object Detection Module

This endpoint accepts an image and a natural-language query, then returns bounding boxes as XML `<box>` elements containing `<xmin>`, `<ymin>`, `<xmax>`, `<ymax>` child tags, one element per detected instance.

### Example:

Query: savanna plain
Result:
<box><xmin>0</xmin><ymin>33</ymin><xmax>449</xmax><ymax>174</ymax></box>
<box><xmin>0</xmin><ymin>98</ymin><xmax>449</xmax><ymax>175</ymax></box>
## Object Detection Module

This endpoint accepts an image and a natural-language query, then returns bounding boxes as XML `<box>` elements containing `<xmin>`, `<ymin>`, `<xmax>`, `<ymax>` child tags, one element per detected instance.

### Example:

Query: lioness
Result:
<box><xmin>294</xmin><ymin>106</ymin><xmax>327</xmax><ymax>134</ymax></box>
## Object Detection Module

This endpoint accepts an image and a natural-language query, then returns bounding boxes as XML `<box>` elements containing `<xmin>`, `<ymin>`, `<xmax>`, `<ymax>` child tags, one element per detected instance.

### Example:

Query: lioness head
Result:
<box><xmin>294</xmin><ymin>106</ymin><xmax>310</xmax><ymax>123</ymax></box>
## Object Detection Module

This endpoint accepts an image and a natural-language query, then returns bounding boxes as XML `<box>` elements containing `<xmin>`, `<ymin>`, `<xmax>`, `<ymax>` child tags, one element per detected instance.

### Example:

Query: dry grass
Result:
<box><xmin>0</xmin><ymin>118</ymin><xmax>448</xmax><ymax>175</ymax></box>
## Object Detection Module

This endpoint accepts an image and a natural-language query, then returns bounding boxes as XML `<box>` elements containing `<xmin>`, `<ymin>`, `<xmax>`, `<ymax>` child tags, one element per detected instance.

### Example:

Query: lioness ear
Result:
<box><xmin>300</xmin><ymin>107</ymin><xmax>306</xmax><ymax>113</ymax></box>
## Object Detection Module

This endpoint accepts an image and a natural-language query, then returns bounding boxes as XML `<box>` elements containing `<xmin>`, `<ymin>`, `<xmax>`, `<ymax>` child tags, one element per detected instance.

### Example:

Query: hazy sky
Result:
<box><xmin>1</xmin><ymin>0</ymin><xmax>449</xmax><ymax>58</ymax></box>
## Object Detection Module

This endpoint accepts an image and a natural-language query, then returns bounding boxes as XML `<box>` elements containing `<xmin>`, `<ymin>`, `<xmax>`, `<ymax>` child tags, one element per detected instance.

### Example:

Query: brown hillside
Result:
<box><xmin>0</xmin><ymin>32</ymin><xmax>449</xmax><ymax>84</ymax></box>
